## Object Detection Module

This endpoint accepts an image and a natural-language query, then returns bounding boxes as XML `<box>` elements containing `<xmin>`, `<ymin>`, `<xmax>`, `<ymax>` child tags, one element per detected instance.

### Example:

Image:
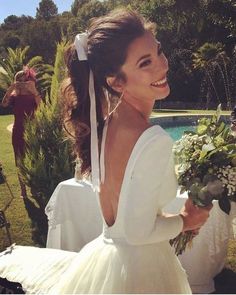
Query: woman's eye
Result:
<box><xmin>140</xmin><ymin>59</ymin><xmax>151</xmax><ymax>68</ymax></box>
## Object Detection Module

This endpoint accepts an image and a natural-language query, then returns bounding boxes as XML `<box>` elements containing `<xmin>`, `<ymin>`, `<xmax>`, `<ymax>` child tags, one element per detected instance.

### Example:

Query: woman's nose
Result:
<box><xmin>154</xmin><ymin>54</ymin><xmax>168</xmax><ymax>72</ymax></box>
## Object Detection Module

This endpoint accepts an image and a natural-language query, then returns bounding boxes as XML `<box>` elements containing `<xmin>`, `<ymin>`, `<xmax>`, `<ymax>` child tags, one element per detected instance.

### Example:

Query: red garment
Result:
<box><xmin>10</xmin><ymin>94</ymin><xmax>37</xmax><ymax>163</ymax></box>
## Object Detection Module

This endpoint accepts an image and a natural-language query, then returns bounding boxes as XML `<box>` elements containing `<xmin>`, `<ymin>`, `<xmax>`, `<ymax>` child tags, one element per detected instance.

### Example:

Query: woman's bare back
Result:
<box><xmin>99</xmin><ymin>107</ymin><xmax>150</xmax><ymax>226</ymax></box>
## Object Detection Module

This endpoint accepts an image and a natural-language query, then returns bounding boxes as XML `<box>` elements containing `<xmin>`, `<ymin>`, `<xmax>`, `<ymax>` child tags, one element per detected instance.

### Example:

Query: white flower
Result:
<box><xmin>202</xmin><ymin>142</ymin><xmax>216</xmax><ymax>152</ymax></box>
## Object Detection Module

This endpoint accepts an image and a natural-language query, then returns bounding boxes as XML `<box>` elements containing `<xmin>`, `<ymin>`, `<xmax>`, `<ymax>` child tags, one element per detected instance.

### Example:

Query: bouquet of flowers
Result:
<box><xmin>170</xmin><ymin>105</ymin><xmax>236</xmax><ymax>255</ymax></box>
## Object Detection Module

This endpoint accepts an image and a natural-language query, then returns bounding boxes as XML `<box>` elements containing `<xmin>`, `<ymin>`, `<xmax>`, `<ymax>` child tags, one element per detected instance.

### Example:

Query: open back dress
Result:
<box><xmin>0</xmin><ymin>123</ymin><xmax>191</xmax><ymax>294</ymax></box>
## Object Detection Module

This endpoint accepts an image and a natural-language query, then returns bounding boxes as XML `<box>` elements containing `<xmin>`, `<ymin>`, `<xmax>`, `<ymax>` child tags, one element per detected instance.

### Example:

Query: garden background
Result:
<box><xmin>0</xmin><ymin>0</ymin><xmax>235</xmax><ymax>293</ymax></box>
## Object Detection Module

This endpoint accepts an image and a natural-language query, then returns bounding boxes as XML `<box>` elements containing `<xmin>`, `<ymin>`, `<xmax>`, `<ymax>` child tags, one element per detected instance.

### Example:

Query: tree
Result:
<box><xmin>193</xmin><ymin>42</ymin><xmax>233</xmax><ymax>109</ymax></box>
<box><xmin>19</xmin><ymin>40</ymin><xmax>74</xmax><ymax>245</ymax></box>
<box><xmin>77</xmin><ymin>0</ymin><xmax>107</xmax><ymax>29</ymax></box>
<box><xmin>2</xmin><ymin>33</ymin><xmax>20</xmax><ymax>49</ymax></box>
<box><xmin>1</xmin><ymin>15</ymin><xmax>33</xmax><ymax>31</ymax></box>
<box><xmin>203</xmin><ymin>0</ymin><xmax>236</xmax><ymax>38</ymax></box>
<box><xmin>71</xmin><ymin>0</ymin><xmax>90</xmax><ymax>16</ymax></box>
<box><xmin>22</xmin><ymin>18</ymin><xmax>62</xmax><ymax>64</ymax></box>
<box><xmin>0</xmin><ymin>46</ymin><xmax>53</xmax><ymax>100</ymax></box>
<box><xmin>103</xmin><ymin>0</ymin><xmax>134</xmax><ymax>11</ymax></box>
<box><xmin>36</xmin><ymin>0</ymin><xmax>58</xmax><ymax>21</ymax></box>
<box><xmin>167</xmin><ymin>48</ymin><xmax>200</xmax><ymax>103</ymax></box>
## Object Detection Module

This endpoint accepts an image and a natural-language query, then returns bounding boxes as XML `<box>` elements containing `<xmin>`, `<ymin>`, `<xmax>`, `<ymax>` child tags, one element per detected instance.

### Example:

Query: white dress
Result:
<box><xmin>0</xmin><ymin>125</ymin><xmax>191</xmax><ymax>294</ymax></box>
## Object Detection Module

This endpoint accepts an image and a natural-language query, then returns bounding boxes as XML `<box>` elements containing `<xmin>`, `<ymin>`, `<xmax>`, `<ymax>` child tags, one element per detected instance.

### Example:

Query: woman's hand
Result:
<box><xmin>180</xmin><ymin>198</ymin><xmax>212</xmax><ymax>232</ymax></box>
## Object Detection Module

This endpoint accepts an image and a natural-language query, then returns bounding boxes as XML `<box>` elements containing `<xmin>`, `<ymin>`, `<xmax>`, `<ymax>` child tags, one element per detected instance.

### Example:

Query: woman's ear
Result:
<box><xmin>106</xmin><ymin>76</ymin><xmax>124</xmax><ymax>93</ymax></box>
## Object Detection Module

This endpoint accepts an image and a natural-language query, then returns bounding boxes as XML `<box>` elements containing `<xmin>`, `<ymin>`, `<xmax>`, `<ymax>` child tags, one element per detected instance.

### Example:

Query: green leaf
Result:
<box><xmin>216</xmin><ymin>121</ymin><xmax>225</xmax><ymax>134</ymax></box>
<box><xmin>199</xmin><ymin>150</ymin><xmax>208</xmax><ymax>160</ymax></box>
<box><xmin>218</xmin><ymin>196</ymin><xmax>231</xmax><ymax>215</ymax></box>
<box><xmin>197</xmin><ymin>124</ymin><xmax>208</xmax><ymax>135</ymax></box>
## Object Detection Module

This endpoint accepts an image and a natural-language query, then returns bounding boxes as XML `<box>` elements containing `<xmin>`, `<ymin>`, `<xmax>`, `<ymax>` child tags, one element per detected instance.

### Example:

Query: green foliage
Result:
<box><xmin>0</xmin><ymin>46</ymin><xmax>53</xmax><ymax>100</ymax></box>
<box><xmin>19</xmin><ymin>40</ymin><xmax>74</xmax><ymax>245</ymax></box>
<box><xmin>36</xmin><ymin>0</ymin><xmax>58</xmax><ymax>20</ymax></box>
<box><xmin>204</xmin><ymin>0</ymin><xmax>236</xmax><ymax>38</ymax></box>
<box><xmin>1</xmin><ymin>15</ymin><xmax>34</xmax><ymax>31</ymax></box>
<box><xmin>71</xmin><ymin>0</ymin><xmax>90</xmax><ymax>16</ymax></box>
<box><xmin>0</xmin><ymin>115</ymin><xmax>34</xmax><ymax>250</ymax></box>
<box><xmin>104</xmin><ymin>0</ymin><xmax>134</xmax><ymax>11</ymax></box>
<box><xmin>171</xmin><ymin>105</ymin><xmax>236</xmax><ymax>255</ymax></box>
<box><xmin>1</xmin><ymin>33</ymin><xmax>20</xmax><ymax>49</ymax></box>
<box><xmin>193</xmin><ymin>42</ymin><xmax>225</xmax><ymax>69</ymax></box>
<box><xmin>77</xmin><ymin>0</ymin><xmax>108</xmax><ymax>29</ymax></box>
<box><xmin>174</xmin><ymin>105</ymin><xmax>236</xmax><ymax>211</ymax></box>
<box><xmin>193</xmin><ymin>43</ymin><xmax>234</xmax><ymax>109</ymax></box>
<box><xmin>1</xmin><ymin>0</ymin><xmax>236</xmax><ymax>108</ymax></box>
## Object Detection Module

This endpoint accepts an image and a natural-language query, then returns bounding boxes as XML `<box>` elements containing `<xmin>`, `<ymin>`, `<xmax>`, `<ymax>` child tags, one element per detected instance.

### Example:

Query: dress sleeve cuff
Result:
<box><xmin>155</xmin><ymin>214</ymin><xmax>184</xmax><ymax>240</ymax></box>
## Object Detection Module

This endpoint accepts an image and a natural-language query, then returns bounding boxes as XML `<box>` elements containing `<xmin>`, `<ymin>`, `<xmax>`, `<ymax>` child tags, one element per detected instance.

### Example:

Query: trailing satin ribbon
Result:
<box><xmin>74</xmin><ymin>33</ymin><xmax>100</xmax><ymax>192</ymax></box>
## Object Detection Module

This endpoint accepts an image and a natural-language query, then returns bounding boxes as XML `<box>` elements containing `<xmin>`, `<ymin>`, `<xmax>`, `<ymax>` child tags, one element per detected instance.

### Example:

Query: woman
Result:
<box><xmin>0</xmin><ymin>9</ymin><xmax>211</xmax><ymax>294</ymax></box>
<box><xmin>1</xmin><ymin>67</ymin><xmax>41</xmax><ymax>198</ymax></box>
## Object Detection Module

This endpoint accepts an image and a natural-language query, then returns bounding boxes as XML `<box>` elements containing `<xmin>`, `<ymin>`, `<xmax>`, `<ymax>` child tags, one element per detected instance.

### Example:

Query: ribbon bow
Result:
<box><xmin>23</xmin><ymin>66</ymin><xmax>36</xmax><ymax>81</ymax></box>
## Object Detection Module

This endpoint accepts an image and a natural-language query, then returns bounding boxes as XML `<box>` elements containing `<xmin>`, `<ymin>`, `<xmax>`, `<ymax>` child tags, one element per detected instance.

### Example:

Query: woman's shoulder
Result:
<box><xmin>121</xmin><ymin>124</ymin><xmax>174</xmax><ymax>191</ymax></box>
<box><xmin>126</xmin><ymin>122</ymin><xmax>172</xmax><ymax>149</ymax></box>
<box><xmin>120</xmin><ymin>123</ymin><xmax>173</xmax><ymax>170</ymax></box>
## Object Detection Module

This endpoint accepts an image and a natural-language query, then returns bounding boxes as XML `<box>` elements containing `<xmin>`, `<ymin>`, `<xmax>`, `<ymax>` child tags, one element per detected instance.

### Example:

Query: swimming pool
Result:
<box><xmin>150</xmin><ymin>115</ymin><xmax>230</xmax><ymax>141</ymax></box>
<box><xmin>164</xmin><ymin>125</ymin><xmax>195</xmax><ymax>141</ymax></box>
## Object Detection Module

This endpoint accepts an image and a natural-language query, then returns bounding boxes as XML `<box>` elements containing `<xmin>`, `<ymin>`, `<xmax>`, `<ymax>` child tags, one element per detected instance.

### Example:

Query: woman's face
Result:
<box><xmin>120</xmin><ymin>31</ymin><xmax>170</xmax><ymax>102</ymax></box>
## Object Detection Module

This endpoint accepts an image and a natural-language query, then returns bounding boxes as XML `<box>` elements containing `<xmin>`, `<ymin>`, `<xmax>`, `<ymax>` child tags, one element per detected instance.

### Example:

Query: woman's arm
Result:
<box><xmin>1</xmin><ymin>84</ymin><xmax>16</xmax><ymax>107</ymax></box>
<box><xmin>123</xmin><ymin>134</ymin><xmax>211</xmax><ymax>245</ymax></box>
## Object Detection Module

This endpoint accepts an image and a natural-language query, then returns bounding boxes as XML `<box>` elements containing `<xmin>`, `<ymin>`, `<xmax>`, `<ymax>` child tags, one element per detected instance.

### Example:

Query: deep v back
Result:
<box><xmin>99</xmin><ymin>116</ymin><xmax>117</xmax><ymax>227</ymax></box>
<box><xmin>99</xmin><ymin>115</ymin><xmax>160</xmax><ymax>229</ymax></box>
<box><xmin>99</xmin><ymin>114</ymin><xmax>139</xmax><ymax>228</ymax></box>
<box><xmin>99</xmin><ymin>114</ymin><xmax>134</xmax><ymax>228</ymax></box>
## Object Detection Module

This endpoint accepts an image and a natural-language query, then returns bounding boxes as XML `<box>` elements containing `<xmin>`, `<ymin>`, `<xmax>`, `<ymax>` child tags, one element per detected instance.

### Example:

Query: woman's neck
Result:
<box><xmin>121</xmin><ymin>97</ymin><xmax>154</xmax><ymax>123</ymax></box>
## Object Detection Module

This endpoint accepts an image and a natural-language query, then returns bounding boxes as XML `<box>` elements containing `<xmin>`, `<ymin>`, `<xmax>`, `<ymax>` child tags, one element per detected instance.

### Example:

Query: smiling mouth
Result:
<box><xmin>151</xmin><ymin>77</ymin><xmax>168</xmax><ymax>87</ymax></box>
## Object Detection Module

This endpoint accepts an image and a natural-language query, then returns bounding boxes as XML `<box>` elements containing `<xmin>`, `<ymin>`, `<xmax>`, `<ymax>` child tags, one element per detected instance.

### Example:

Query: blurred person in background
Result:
<box><xmin>1</xmin><ymin>66</ymin><xmax>41</xmax><ymax>198</ymax></box>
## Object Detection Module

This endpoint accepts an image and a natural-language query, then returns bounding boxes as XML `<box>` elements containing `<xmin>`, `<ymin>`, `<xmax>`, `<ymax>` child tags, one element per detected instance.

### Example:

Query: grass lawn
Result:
<box><xmin>0</xmin><ymin>114</ymin><xmax>34</xmax><ymax>250</ymax></box>
<box><xmin>0</xmin><ymin>112</ymin><xmax>235</xmax><ymax>291</ymax></box>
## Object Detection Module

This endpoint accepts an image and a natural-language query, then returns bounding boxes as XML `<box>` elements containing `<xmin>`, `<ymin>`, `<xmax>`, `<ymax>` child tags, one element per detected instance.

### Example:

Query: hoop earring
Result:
<box><xmin>119</xmin><ymin>90</ymin><xmax>124</xmax><ymax>102</ymax></box>
<box><xmin>109</xmin><ymin>90</ymin><xmax>124</xmax><ymax>115</ymax></box>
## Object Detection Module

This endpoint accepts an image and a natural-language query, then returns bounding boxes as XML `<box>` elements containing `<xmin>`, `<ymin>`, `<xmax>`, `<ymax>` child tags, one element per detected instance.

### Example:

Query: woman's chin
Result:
<box><xmin>155</xmin><ymin>87</ymin><xmax>170</xmax><ymax>101</ymax></box>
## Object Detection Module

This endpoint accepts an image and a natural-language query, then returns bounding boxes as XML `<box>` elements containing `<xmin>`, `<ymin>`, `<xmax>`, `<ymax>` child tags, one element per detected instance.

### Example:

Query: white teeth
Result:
<box><xmin>151</xmin><ymin>78</ymin><xmax>167</xmax><ymax>86</ymax></box>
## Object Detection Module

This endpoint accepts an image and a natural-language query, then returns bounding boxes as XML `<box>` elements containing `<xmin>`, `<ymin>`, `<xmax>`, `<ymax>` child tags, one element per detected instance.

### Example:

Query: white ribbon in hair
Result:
<box><xmin>74</xmin><ymin>33</ymin><xmax>100</xmax><ymax>192</ymax></box>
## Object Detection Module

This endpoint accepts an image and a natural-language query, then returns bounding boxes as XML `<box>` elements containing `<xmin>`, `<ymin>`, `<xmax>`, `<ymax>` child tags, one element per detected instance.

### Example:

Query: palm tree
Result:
<box><xmin>193</xmin><ymin>42</ymin><xmax>232</xmax><ymax>109</ymax></box>
<box><xmin>0</xmin><ymin>46</ymin><xmax>53</xmax><ymax>99</ymax></box>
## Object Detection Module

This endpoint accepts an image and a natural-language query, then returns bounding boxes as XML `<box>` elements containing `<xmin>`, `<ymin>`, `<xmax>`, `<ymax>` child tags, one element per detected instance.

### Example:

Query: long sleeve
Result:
<box><xmin>123</xmin><ymin>131</ymin><xmax>183</xmax><ymax>245</ymax></box>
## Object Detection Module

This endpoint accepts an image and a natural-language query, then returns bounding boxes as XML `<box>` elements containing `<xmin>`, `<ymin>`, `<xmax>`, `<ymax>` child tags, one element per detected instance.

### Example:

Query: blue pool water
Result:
<box><xmin>150</xmin><ymin>115</ymin><xmax>230</xmax><ymax>142</ymax></box>
<box><xmin>164</xmin><ymin>125</ymin><xmax>196</xmax><ymax>141</ymax></box>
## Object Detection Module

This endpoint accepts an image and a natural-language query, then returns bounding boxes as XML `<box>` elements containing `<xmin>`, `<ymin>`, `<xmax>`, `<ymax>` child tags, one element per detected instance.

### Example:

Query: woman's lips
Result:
<box><xmin>151</xmin><ymin>77</ymin><xmax>168</xmax><ymax>88</ymax></box>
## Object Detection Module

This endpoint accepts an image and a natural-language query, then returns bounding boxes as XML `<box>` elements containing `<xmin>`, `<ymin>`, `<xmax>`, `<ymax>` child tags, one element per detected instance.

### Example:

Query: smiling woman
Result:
<box><xmin>0</xmin><ymin>8</ymin><xmax>212</xmax><ymax>294</ymax></box>
<box><xmin>118</xmin><ymin>31</ymin><xmax>170</xmax><ymax>105</ymax></box>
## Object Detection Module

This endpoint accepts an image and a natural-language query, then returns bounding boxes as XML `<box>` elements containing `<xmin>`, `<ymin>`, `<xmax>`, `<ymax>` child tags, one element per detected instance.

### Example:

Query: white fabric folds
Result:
<box><xmin>74</xmin><ymin>33</ymin><xmax>100</xmax><ymax>192</ymax></box>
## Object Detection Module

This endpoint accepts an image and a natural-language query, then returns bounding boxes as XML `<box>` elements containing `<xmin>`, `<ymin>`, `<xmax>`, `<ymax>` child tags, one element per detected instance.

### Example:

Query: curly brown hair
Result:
<box><xmin>62</xmin><ymin>8</ymin><xmax>156</xmax><ymax>176</ymax></box>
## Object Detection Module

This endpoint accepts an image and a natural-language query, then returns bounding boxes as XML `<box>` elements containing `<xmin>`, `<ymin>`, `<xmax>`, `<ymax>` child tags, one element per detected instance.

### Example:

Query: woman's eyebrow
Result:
<box><xmin>136</xmin><ymin>54</ymin><xmax>151</xmax><ymax>65</ymax></box>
